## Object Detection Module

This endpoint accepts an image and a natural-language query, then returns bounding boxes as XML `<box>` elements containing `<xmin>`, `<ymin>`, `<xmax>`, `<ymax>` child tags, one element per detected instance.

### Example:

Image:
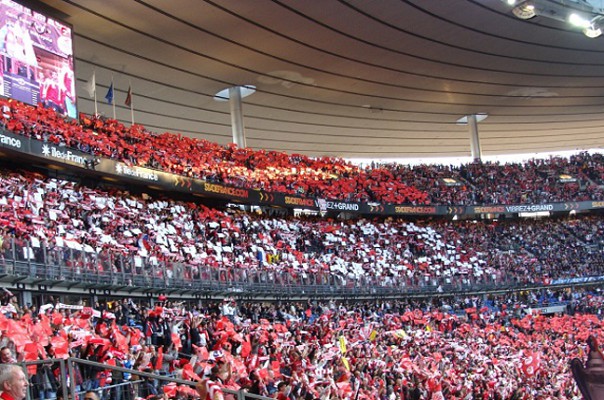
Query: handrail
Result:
<box><xmin>65</xmin><ymin>357</ymin><xmax>269</xmax><ymax>400</ymax></box>
<box><xmin>16</xmin><ymin>358</ymin><xmax>67</xmax><ymax>400</ymax></box>
<box><xmin>0</xmin><ymin>238</ymin><xmax>602</xmax><ymax>299</ymax></box>
<box><xmin>17</xmin><ymin>357</ymin><xmax>272</xmax><ymax>400</ymax></box>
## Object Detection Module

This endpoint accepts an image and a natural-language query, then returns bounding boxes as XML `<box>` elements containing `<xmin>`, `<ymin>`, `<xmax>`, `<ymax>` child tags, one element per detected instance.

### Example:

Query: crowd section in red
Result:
<box><xmin>0</xmin><ymin>99</ymin><xmax>603</xmax><ymax>206</ymax></box>
<box><xmin>0</xmin><ymin>290</ymin><xmax>602</xmax><ymax>400</ymax></box>
<box><xmin>0</xmin><ymin>169</ymin><xmax>603</xmax><ymax>288</ymax></box>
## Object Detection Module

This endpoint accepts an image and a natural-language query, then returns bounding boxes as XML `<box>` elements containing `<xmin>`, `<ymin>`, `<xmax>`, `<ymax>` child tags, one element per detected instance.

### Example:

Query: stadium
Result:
<box><xmin>0</xmin><ymin>1</ymin><xmax>601</xmax><ymax>399</ymax></box>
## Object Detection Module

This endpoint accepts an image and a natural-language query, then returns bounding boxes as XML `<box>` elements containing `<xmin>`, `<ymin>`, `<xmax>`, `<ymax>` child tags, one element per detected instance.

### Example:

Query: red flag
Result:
<box><xmin>51</xmin><ymin>335</ymin><xmax>69</xmax><ymax>359</ymax></box>
<box><xmin>26</xmin><ymin>364</ymin><xmax>37</xmax><ymax>375</ymax></box>
<box><xmin>521</xmin><ymin>350</ymin><xmax>541</xmax><ymax>377</ymax></box>
<box><xmin>231</xmin><ymin>357</ymin><xmax>248</xmax><ymax>378</ymax></box>
<box><xmin>31</xmin><ymin>323</ymin><xmax>50</xmax><ymax>347</ymax></box>
<box><xmin>130</xmin><ymin>327</ymin><xmax>143</xmax><ymax>346</ymax></box>
<box><xmin>21</xmin><ymin>313</ymin><xmax>32</xmax><ymax>325</ymax></box>
<box><xmin>0</xmin><ymin>313</ymin><xmax>8</xmax><ymax>331</ymax></box>
<box><xmin>241</xmin><ymin>341</ymin><xmax>252</xmax><ymax>358</ymax></box>
<box><xmin>97</xmin><ymin>322</ymin><xmax>109</xmax><ymax>337</ymax></box>
<box><xmin>177</xmin><ymin>385</ymin><xmax>198</xmax><ymax>398</ymax></box>
<box><xmin>193</xmin><ymin>344</ymin><xmax>209</xmax><ymax>361</ymax></box>
<box><xmin>24</xmin><ymin>342</ymin><xmax>38</xmax><ymax>361</ymax></box>
<box><xmin>155</xmin><ymin>347</ymin><xmax>164</xmax><ymax>370</ymax></box>
<box><xmin>75</xmin><ymin>318</ymin><xmax>91</xmax><ymax>329</ymax></box>
<box><xmin>171</xmin><ymin>332</ymin><xmax>182</xmax><ymax>350</ymax></box>
<box><xmin>80</xmin><ymin>307</ymin><xmax>94</xmax><ymax>319</ymax></box>
<box><xmin>124</xmin><ymin>86</ymin><xmax>132</xmax><ymax>107</ymax></box>
<box><xmin>39</xmin><ymin>314</ymin><xmax>53</xmax><ymax>336</ymax></box>
<box><xmin>163</xmin><ymin>383</ymin><xmax>178</xmax><ymax>397</ymax></box>
<box><xmin>88</xmin><ymin>337</ymin><xmax>109</xmax><ymax>346</ymax></box>
<box><xmin>37</xmin><ymin>343</ymin><xmax>48</xmax><ymax>360</ymax></box>
<box><xmin>336</xmin><ymin>382</ymin><xmax>352</xmax><ymax>398</ymax></box>
<box><xmin>271</xmin><ymin>360</ymin><xmax>281</xmax><ymax>378</ymax></box>
<box><xmin>182</xmin><ymin>364</ymin><xmax>202</xmax><ymax>381</ymax></box>
<box><xmin>113</xmin><ymin>329</ymin><xmax>128</xmax><ymax>353</ymax></box>
<box><xmin>52</xmin><ymin>312</ymin><xmax>64</xmax><ymax>326</ymax></box>
<box><xmin>6</xmin><ymin>319</ymin><xmax>30</xmax><ymax>352</ymax></box>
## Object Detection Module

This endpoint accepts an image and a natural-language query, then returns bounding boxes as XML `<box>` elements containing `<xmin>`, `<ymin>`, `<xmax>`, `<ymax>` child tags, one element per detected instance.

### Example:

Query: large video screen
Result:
<box><xmin>0</xmin><ymin>0</ymin><xmax>76</xmax><ymax>118</ymax></box>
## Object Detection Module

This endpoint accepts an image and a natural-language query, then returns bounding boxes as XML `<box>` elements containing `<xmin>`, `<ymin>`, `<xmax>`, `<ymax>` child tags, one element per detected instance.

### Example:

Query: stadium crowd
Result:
<box><xmin>0</xmin><ymin>169</ymin><xmax>602</xmax><ymax>290</ymax></box>
<box><xmin>0</xmin><ymin>98</ymin><xmax>602</xmax><ymax>206</ymax></box>
<box><xmin>0</xmin><ymin>287</ymin><xmax>601</xmax><ymax>400</ymax></box>
<box><xmin>0</xmin><ymin>98</ymin><xmax>601</xmax><ymax>400</ymax></box>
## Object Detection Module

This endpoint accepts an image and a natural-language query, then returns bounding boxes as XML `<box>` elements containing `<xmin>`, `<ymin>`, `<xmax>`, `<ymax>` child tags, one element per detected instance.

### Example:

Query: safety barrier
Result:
<box><xmin>0</xmin><ymin>236</ymin><xmax>590</xmax><ymax>299</ymax></box>
<box><xmin>20</xmin><ymin>357</ymin><xmax>272</xmax><ymax>400</ymax></box>
<box><xmin>0</xmin><ymin>236</ymin><xmax>489</xmax><ymax>290</ymax></box>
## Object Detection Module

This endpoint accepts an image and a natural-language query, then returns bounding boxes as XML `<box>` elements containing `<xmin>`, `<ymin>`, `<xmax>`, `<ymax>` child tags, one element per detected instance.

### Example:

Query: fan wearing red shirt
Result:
<box><xmin>0</xmin><ymin>364</ymin><xmax>29</xmax><ymax>400</ymax></box>
<box><xmin>275</xmin><ymin>381</ymin><xmax>290</xmax><ymax>400</ymax></box>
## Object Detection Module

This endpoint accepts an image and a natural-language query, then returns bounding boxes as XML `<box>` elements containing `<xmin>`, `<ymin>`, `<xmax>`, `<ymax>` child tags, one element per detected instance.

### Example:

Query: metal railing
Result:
<box><xmin>0</xmin><ymin>238</ymin><xmax>602</xmax><ymax>298</ymax></box>
<box><xmin>20</xmin><ymin>358</ymin><xmax>67</xmax><ymax>400</ymax></box>
<box><xmin>20</xmin><ymin>357</ymin><xmax>272</xmax><ymax>400</ymax></box>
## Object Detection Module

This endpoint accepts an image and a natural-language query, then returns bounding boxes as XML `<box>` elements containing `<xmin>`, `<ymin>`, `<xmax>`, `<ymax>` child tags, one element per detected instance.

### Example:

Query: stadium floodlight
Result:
<box><xmin>502</xmin><ymin>0</ymin><xmax>604</xmax><ymax>38</ymax></box>
<box><xmin>584</xmin><ymin>16</ymin><xmax>604</xmax><ymax>37</ymax></box>
<box><xmin>512</xmin><ymin>2</ymin><xmax>537</xmax><ymax>19</ymax></box>
<box><xmin>568</xmin><ymin>12</ymin><xmax>591</xmax><ymax>28</ymax></box>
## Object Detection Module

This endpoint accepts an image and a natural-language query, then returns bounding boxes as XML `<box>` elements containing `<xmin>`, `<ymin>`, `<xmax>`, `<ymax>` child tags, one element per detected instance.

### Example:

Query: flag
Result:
<box><xmin>339</xmin><ymin>336</ymin><xmax>347</xmax><ymax>354</ymax></box>
<box><xmin>84</xmin><ymin>71</ymin><xmax>96</xmax><ymax>98</ymax></box>
<box><xmin>105</xmin><ymin>82</ymin><xmax>114</xmax><ymax>104</ymax></box>
<box><xmin>521</xmin><ymin>350</ymin><xmax>541</xmax><ymax>377</ymax></box>
<box><xmin>124</xmin><ymin>85</ymin><xmax>132</xmax><ymax>106</ymax></box>
<box><xmin>341</xmin><ymin>357</ymin><xmax>350</xmax><ymax>371</ymax></box>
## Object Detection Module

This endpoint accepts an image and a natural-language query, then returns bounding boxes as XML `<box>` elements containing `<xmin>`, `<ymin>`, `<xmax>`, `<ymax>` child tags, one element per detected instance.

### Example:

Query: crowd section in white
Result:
<box><xmin>0</xmin><ymin>169</ymin><xmax>602</xmax><ymax>287</ymax></box>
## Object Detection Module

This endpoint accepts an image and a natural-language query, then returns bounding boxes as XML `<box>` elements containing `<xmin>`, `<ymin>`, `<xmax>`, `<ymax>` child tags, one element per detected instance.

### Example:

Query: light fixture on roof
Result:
<box><xmin>584</xmin><ymin>16</ymin><xmax>604</xmax><ymax>37</ymax></box>
<box><xmin>213</xmin><ymin>85</ymin><xmax>256</xmax><ymax>102</ymax></box>
<box><xmin>584</xmin><ymin>23</ymin><xmax>603</xmax><ymax>37</ymax></box>
<box><xmin>512</xmin><ymin>2</ymin><xmax>537</xmax><ymax>19</ymax></box>
<box><xmin>456</xmin><ymin>113</ymin><xmax>488</xmax><ymax>125</ymax></box>
<box><xmin>502</xmin><ymin>0</ymin><xmax>604</xmax><ymax>38</ymax></box>
<box><xmin>568</xmin><ymin>12</ymin><xmax>591</xmax><ymax>28</ymax></box>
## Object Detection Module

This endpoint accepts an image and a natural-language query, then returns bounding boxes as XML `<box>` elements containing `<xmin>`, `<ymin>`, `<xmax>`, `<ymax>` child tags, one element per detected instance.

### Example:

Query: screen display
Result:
<box><xmin>0</xmin><ymin>0</ymin><xmax>76</xmax><ymax>118</ymax></box>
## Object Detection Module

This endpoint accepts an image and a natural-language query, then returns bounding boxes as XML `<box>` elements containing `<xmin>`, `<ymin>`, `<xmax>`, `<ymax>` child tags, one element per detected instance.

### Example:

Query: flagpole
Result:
<box><xmin>93</xmin><ymin>70</ymin><xmax>98</xmax><ymax>116</ymax></box>
<box><xmin>111</xmin><ymin>75</ymin><xmax>116</xmax><ymax>120</ymax></box>
<box><xmin>94</xmin><ymin>87</ymin><xmax>98</xmax><ymax>116</ymax></box>
<box><xmin>129</xmin><ymin>80</ymin><xmax>134</xmax><ymax>125</ymax></box>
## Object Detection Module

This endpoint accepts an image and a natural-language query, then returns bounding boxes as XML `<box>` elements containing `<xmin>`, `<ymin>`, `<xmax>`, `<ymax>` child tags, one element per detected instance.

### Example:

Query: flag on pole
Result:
<box><xmin>84</xmin><ymin>71</ymin><xmax>96</xmax><ymax>98</ymax></box>
<box><xmin>125</xmin><ymin>82</ymin><xmax>134</xmax><ymax>125</ymax></box>
<box><xmin>124</xmin><ymin>85</ymin><xmax>132</xmax><ymax>107</ymax></box>
<box><xmin>104</xmin><ymin>82</ymin><xmax>114</xmax><ymax>104</ymax></box>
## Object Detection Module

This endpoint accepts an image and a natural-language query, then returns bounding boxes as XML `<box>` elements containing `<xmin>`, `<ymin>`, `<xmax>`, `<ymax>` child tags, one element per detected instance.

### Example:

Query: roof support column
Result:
<box><xmin>468</xmin><ymin>114</ymin><xmax>482</xmax><ymax>162</ymax></box>
<box><xmin>229</xmin><ymin>86</ymin><xmax>247</xmax><ymax>148</ymax></box>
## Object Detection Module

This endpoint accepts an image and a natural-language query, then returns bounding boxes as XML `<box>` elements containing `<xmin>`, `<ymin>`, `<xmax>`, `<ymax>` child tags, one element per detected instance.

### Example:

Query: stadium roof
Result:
<box><xmin>38</xmin><ymin>0</ymin><xmax>604</xmax><ymax>160</ymax></box>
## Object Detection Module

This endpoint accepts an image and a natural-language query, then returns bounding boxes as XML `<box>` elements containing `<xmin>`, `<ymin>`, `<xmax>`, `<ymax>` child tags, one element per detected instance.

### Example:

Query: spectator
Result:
<box><xmin>0</xmin><ymin>348</ymin><xmax>14</xmax><ymax>364</ymax></box>
<box><xmin>275</xmin><ymin>381</ymin><xmax>289</xmax><ymax>400</ymax></box>
<box><xmin>198</xmin><ymin>364</ymin><xmax>227</xmax><ymax>400</ymax></box>
<box><xmin>0</xmin><ymin>364</ymin><xmax>29</xmax><ymax>400</ymax></box>
<box><xmin>82</xmin><ymin>391</ymin><xmax>99</xmax><ymax>400</ymax></box>
<box><xmin>137</xmin><ymin>369</ymin><xmax>157</xmax><ymax>399</ymax></box>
